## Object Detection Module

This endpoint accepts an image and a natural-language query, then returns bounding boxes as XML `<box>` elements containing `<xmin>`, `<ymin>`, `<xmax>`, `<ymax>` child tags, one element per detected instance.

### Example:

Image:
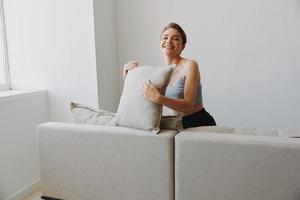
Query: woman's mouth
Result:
<box><xmin>164</xmin><ymin>45</ymin><xmax>174</xmax><ymax>49</ymax></box>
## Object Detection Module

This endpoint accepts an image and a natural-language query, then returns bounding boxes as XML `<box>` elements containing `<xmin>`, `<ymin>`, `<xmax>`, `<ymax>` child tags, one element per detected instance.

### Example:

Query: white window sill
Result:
<box><xmin>0</xmin><ymin>89</ymin><xmax>47</xmax><ymax>100</ymax></box>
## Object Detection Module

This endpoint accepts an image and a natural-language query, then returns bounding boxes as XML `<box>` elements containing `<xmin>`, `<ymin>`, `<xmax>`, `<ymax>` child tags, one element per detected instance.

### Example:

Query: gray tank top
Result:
<box><xmin>165</xmin><ymin>78</ymin><xmax>203</xmax><ymax>105</ymax></box>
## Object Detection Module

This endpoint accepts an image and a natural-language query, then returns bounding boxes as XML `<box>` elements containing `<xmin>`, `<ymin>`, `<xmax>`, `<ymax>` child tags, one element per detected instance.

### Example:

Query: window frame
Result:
<box><xmin>0</xmin><ymin>0</ymin><xmax>10</xmax><ymax>91</ymax></box>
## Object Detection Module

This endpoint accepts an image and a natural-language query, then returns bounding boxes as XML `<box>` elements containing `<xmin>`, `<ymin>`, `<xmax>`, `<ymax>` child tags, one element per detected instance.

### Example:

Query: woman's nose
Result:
<box><xmin>166</xmin><ymin>38</ymin><xmax>172</xmax><ymax>43</ymax></box>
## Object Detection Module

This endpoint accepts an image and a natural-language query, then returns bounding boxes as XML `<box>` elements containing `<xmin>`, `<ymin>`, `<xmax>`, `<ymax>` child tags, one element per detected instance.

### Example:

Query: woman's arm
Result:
<box><xmin>142</xmin><ymin>60</ymin><xmax>200</xmax><ymax>113</ymax></box>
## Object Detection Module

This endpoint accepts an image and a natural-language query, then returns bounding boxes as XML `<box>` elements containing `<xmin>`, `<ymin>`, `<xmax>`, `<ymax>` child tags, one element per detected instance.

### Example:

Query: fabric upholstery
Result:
<box><xmin>116</xmin><ymin>66</ymin><xmax>173</xmax><ymax>133</ymax></box>
<box><xmin>160</xmin><ymin>115</ymin><xmax>183</xmax><ymax>131</ymax></box>
<box><xmin>175</xmin><ymin>130</ymin><xmax>300</xmax><ymax>200</ymax></box>
<box><xmin>184</xmin><ymin>126</ymin><xmax>300</xmax><ymax>137</ymax></box>
<box><xmin>38</xmin><ymin>122</ymin><xmax>176</xmax><ymax>200</ymax></box>
<box><xmin>70</xmin><ymin>102</ymin><xmax>116</xmax><ymax>126</ymax></box>
<box><xmin>184</xmin><ymin>126</ymin><xmax>235</xmax><ymax>134</ymax></box>
<box><xmin>70</xmin><ymin>102</ymin><xmax>182</xmax><ymax>131</ymax></box>
<box><xmin>38</xmin><ymin>122</ymin><xmax>300</xmax><ymax>200</ymax></box>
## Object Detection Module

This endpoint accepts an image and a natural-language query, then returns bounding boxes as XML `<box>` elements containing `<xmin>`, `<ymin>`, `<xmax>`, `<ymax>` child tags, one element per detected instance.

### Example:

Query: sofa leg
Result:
<box><xmin>41</xmin><ymin>196</ymin><xmax>62</xmax><ymax>200</ymax></box>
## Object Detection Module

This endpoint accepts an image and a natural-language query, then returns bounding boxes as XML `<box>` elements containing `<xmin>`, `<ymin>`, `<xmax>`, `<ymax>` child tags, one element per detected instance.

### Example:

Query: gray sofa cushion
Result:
<box><xmin>160</xmin><ymin>115</ymin><xmax>183</xmax><ymax>131</ymax></box>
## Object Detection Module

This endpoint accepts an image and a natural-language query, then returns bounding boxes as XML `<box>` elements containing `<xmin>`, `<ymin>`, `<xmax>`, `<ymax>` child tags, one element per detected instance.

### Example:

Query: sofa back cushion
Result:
<box><xmin>183</xmin><ymin>126</ymin><xmax>300</xmax><ymax>138</ymax></box>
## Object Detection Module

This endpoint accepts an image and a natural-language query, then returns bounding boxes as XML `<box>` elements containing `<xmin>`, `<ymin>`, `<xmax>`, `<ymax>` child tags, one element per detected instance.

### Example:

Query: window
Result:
<box><xmin>0</xmin><ymin>0</ymin><xmax>10</xmax><ymax>91</ymax></box>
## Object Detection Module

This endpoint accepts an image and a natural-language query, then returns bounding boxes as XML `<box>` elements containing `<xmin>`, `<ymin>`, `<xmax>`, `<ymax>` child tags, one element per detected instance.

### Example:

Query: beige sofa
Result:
<box><xmin>38</xmin><ymin>123</ymin><xmax>300</xmax><ymax>200</ymax></box>
<box><xmin>176</xmin><ymin>127</ymin><xmax>300</xmax><ymax>200</ymax></box>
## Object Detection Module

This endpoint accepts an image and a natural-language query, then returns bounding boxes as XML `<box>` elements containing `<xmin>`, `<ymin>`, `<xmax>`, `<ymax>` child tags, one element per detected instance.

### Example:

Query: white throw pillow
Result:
<box><xmin>70</xmin><ymin>102</ymin><xmax>116</xmax><ymax>126</ymax></box>
<box><xmin>70</xmin><ymin>101</ymin><xmax>183</xmax><ymax>132</ymax></box>
<box><xmin>116</xmin><ymin>66</ymin><xmax>173</xmax><ymax>133</ymax></box>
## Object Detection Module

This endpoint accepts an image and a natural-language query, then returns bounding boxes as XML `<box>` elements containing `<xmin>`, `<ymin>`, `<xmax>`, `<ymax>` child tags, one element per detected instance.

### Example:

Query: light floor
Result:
<box><xmin>23</xmin><ymin>191</ymin><xmax>42</xmax><ymax>200</ymax></box>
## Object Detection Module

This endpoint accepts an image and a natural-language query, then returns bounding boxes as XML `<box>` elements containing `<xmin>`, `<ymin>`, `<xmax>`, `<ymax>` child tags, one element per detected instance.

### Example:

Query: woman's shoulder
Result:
<box><xmin>181</xmin><ymin>58</ymin><xmax>200</xmax><ymax>73</ymax></box>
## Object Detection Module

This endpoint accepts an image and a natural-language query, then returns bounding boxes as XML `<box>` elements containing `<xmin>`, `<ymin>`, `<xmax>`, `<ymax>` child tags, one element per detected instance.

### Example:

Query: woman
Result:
<box><xmin>123</xmin><ymin>22</ymin><xmax>216</xmax><ymax>128</ymax></box>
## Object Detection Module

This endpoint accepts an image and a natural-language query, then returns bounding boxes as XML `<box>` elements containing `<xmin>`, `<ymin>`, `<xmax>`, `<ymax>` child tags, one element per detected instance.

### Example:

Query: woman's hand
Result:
<box><xmin>123</xmin><ymin>60</ymin><xmax>139</xmax><ymax>78</ymax></box>
<box><xmin>141</xmin><ymin>80</ymin><xmax>161</xmax><ymax>103</ymax></box>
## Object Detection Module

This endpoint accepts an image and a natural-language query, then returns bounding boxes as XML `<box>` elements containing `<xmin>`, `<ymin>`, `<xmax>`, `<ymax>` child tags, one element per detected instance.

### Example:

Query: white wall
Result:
<box><xmin>3</xmin><ymin>0</ymin><xmax>299</xmax><ymax>126</ymax></box>
<box><xmin>93</xmin><ymin>0</ymin><xmax>120</xmax><ymax>112</ymax></box>
<box><xmin>116</xmin><ymin>0</ymin><xmax>300</xmax><ymax>128</ymax></box>
<box><xmin>0</xmin><ymin>90</ymin><xmax>48</xmax><ymax>200</ymax></box>
<box><xmin>3</xmin><ymin>0</ymin><xmax>99</xmax><ymax>121</ymax></box>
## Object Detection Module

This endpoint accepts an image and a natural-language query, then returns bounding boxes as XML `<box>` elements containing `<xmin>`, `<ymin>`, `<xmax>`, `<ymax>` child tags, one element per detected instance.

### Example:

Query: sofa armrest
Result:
<box><xmin>175</xmin><ymin>131</ymin><xmax>300</xmax><ymax>200</ymax></box>
<box><xmin>38</xmin><ymin>122</ymin><xmax>176</xmax><ymax>200</ymax></box>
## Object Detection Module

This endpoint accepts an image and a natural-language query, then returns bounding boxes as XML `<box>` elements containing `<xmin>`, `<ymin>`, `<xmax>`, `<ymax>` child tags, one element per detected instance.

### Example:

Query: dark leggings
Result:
<box><xmin>182</xmin><ymin>108</ymin><xmax>216</xmax><ymax>129</ymax></box>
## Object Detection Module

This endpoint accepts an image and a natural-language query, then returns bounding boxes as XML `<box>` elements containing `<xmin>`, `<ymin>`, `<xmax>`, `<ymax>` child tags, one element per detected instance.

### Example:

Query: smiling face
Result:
<box><xmin>160</xmin><ymin>28</ymin><xmax>185</xmax><ymax>57</ymax></box>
